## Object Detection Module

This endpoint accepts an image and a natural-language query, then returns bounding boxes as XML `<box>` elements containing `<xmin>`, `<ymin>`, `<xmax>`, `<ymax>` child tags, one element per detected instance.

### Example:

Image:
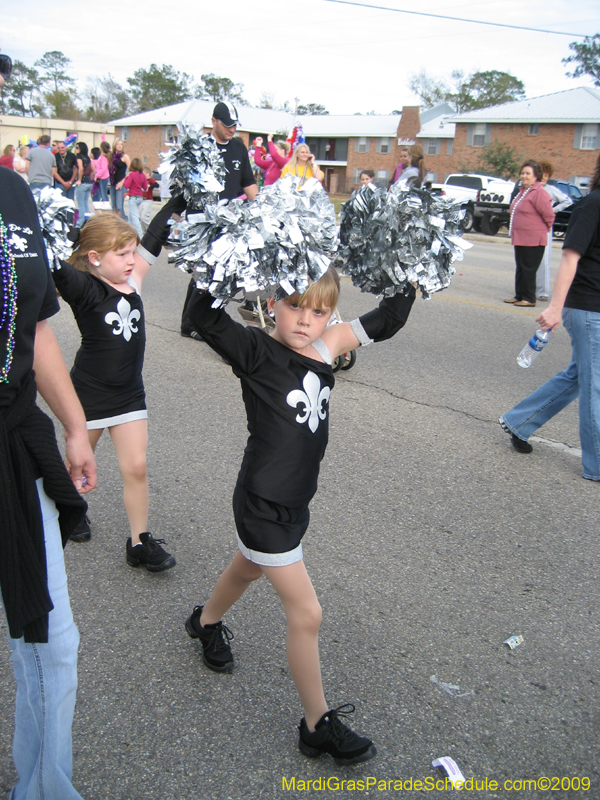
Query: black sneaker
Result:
<box><xmin>126</xmin><ymin>532</ymin><xmax>176</xmax><ymax>572</ymax></box>
<box><xmin>499</xmin><ymin>417</ymin><xmax>533</xmax><ymax>454</ymax></box>
<box><xmin>70</xmin><ymin>514</ymin><xmax>91</xmax><ymax>542</ymax></box>
<box><xmin>298</xmin><ymin>704</ymin><xmax>376</xmax><ymax>766</ymax></box>
<box><xmin>181</xmin><ymin>328</ymin><xmax>204</xmax><ymax>341</ymax></box>
<box><xmin>185</xmin><ymin>605</ymin><xmax>234</xmax><ymax>673</ymax></box>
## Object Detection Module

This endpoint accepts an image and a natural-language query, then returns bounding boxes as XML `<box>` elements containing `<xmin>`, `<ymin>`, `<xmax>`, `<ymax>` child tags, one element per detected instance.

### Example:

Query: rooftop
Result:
<box><xmin>451</xmin><ymin>86</ymin><xmax>600</xmax><ymax>124</ymax></box>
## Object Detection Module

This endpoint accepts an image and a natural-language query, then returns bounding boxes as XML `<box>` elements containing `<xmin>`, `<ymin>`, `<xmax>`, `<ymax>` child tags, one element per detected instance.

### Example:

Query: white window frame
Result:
<box><xmin>376</xmin><ymin>137</ymin><xmax>391</xmax><ymax>154</ymax></box>
<box><xmin>473</xmin><ymin>123</ymin><xmax>487</xmax><ymax>147</ymax></box>
<box><xmin>529</xmin><ymin>124</ymin><xmax>539</xmax><ymax>136</ymax></box>
<box><xmin>121</xmin><ymin>126</ymin><xmax>130</xmax><ymax>142</ymax></box>
<box><xmin>581</xmin><ymin>124</ymin><xmax>598</xmax><ymax>150</ymax></box>
<box><xmin>354</xmin><ymin>137</ymin><xmax>370</xmax><ymax>153</ymax></box>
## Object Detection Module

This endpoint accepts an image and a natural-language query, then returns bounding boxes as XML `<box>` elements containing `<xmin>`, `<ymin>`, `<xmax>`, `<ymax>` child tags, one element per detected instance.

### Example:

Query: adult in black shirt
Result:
<box><xmin>0</xmin><ymin>59</ymin><xmax>96</xmax><ymax>799</ymax></box>
<box><xmin>138</xmin><ymin>101</ymin><xmax>258</xmax><ymax>339</ymax></box>
<box><xmin>500</xmin><ymin>153</ymin><xmax>600</xmax><ymax>481</ymax></box>
<box><xmin>54</xmin><ymin>140</ymin><xmax>78</xmax><ymax>200</ymax></box>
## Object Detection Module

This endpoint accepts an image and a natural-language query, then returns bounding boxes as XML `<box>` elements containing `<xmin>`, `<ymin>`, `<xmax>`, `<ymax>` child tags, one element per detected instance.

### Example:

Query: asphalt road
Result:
<box><xmin>1</xmin><ymin>238</ymin><xmax>598</xmax><ymax>800</ymax></box>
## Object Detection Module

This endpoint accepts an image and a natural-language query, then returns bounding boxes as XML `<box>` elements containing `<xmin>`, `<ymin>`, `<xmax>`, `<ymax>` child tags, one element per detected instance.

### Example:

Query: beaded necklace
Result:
<box><xmin>0</xmin><ymin>213</ymin><xmax>18</xmax><ymax>383</ymax></box>
<box><xmin>509</xmin><ymin>185</ymin><xmax>532</xmax><ymax>236</ymax></box>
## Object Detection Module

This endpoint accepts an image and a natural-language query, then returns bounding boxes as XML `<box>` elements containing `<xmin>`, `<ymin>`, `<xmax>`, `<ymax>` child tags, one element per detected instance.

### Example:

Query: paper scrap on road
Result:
<box><xmin>432</xmin><ymin>756</ymin><xmax>466</xmax><ymax>787</ymax></box>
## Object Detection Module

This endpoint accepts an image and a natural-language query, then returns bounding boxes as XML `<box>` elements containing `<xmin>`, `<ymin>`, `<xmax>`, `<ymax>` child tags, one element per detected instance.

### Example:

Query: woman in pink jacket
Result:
<box><xmin>253</xmin><ymin>134</ymin><xmax>290</xmax><ymax>186</ymax></box>
<box><xmin>504</xmin><ymin>160</ymin><xmax>555</xmax><ymax>307</ymax></box>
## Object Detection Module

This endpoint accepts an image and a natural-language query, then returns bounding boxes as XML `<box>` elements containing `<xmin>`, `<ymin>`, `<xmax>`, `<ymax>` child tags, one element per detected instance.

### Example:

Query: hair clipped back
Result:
<box><xmin>282</xmin><ymin>266</ymin><xmax>340</xmax><ymax>310</ymax></box>
<box><xmin>68</xmin><ymin>215</ymin><xmax>139</xmax><ymax>272</ymax></box>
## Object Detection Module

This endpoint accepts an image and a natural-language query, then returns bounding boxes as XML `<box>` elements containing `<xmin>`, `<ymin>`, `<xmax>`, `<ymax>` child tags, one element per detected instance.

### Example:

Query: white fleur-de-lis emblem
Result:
<box><xmin>286</xmin><ymin>371</ymin><xmax>330</xmax><ymax>433</ymax></box>
<box><xmin>9</xmin><ymin>234</ymin><xmax>27</xmax><ymax>252</ymax></box>
<box><xmin>104</xmin><ymin>297</ymin><xmax>140</xmax><ymax>342</ymax></box>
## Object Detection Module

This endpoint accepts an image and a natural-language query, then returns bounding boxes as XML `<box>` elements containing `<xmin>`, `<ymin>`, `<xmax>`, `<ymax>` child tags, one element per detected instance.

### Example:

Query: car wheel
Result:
<box><xmin>481</xmin><ymin>215</ymin><xmax>500</xmax><ymax>236</ymax></box>
<box><xmin>460</xmin><ymin>208</ymin><xmax>474</xmax><ymax>232</ymax></box>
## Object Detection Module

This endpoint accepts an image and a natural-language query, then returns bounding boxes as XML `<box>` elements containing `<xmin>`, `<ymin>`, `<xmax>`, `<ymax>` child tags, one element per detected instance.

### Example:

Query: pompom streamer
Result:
<box><xmin>32</xmin><ymin>186</ymin><xmax>75</xmax><ymax>266</ymax></box>
<box><xmin>338</xmin><ymin>182</ymin><xmax>472</xmax><ymax>298</ymax></box>
<box><xmin>168</xmin><ymin>176</ymin><xmax>337</xmax><ymax>306</ymax></box>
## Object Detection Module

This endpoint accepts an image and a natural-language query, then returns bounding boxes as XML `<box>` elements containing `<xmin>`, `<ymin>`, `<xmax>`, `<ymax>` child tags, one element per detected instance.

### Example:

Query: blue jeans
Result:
<box><xmin>97</xmin><ymin>178</ymin><xmax>109</xmax><ymax>202</ymax></box>
<box><xmin>6</xmin><ymin>480</ymin><xmax>83</xmax><ymax>800</ymax></box>
<box><xmin>109</xmin><ymin>185</ymin><xmax>127</xmax><ymax>220</ymax></box>
<box><xmin>75</xmin><ymin>183</ymin><xmax>93</xmax><ymax>228</ymax></box>
<box><xmin>127</xmin><ymin>195</ymin><xmax>144</xmax><ymax>237</ymax></box>
<box><xmin>501</xmin><ymin>308</ymin><xmax>600</xmax><ymax>480</ymax></box>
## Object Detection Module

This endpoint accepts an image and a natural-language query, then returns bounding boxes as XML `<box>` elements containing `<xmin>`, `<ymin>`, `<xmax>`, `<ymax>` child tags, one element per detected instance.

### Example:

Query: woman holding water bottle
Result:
<box><xmin>499</xmin><ymin>153</ymin><xmax>600</xmax><ymax>481</ymax></box>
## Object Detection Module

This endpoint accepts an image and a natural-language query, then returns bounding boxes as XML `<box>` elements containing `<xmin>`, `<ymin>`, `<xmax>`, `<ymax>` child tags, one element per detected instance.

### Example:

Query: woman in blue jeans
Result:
<box><xmin>108</xmin><ymin>138</ymin><xmax>130</xmax><ymax>220</ymax></box>
<box><xmin>0</xmin><ymin>63</ymin><xmax>97</xmax><ymax>798</ymax></box>
<box><xmin>74</xmin><ymin>142</ymin><xmax>95</xmax><ymax>228</ymax></box>
<box><xmin>500</xmin><ymin>154</ymin><xmax>600</xmax><ymax>481</ymax></box>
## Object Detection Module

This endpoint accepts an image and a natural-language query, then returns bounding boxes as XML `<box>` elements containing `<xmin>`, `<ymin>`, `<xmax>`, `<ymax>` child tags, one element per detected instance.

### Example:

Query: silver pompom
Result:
<box><xmin>158</xmin><ymin>122</ymin><xmax>226</xmax><ymax>212</ymax></box>
<box><xmin>339</xmin><ymin>182</ymin><xmax>471</xmax><ymax>298</ymax></box>
<box><xmin>32</xmin><ymin>186</ymin><xmax>75</xmax><ymax>266</ymax></box>
<box><xmin>168</xmin><ymin>176</ymin><xmax>338</xmax><ymax>306</ymax></box>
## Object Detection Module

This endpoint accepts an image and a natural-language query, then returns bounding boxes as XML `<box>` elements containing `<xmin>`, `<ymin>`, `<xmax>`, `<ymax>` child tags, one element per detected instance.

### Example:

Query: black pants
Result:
<box><xmin>180</xmin><ymin>278</ymin><xmax>196</xmax><ymax>333</ymax></box>
<box><xmin>514</xmin><ymin>245</ymin><xmax>545</xmax><ymax>304</ymax></box>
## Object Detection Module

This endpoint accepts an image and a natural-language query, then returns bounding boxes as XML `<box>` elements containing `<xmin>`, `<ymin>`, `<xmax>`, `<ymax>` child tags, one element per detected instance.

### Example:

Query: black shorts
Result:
<box><xmin>232</xmin><ymin>482</ymin><xmax>310</xmax><ymax>567</ymax></box>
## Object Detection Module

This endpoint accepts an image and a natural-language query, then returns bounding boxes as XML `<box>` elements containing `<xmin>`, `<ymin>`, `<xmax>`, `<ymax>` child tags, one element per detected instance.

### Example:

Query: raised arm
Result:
<box><xmin>322</xmin><ymin>286</ymin><xmax>416</xmax><ymax>359</ymax></box>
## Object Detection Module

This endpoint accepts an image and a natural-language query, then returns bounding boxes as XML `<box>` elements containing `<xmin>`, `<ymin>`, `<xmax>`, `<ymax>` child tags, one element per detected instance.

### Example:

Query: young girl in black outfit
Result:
<box><xmin>53</xmin><ymin>215</ymin><xmax>175</xmax><ymax>570</ymax></box>
<box><xmin>137</xmin><ymin>213</ymin><xmax>415</xmax><ymax>762</ymax></box>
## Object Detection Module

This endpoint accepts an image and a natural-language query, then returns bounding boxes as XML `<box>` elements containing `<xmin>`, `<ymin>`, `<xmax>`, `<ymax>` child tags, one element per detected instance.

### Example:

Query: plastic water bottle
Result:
<box><xmin>517</xmin><ymin>329</ymin><xmax>550</xmax><ymax>368</ymax></box>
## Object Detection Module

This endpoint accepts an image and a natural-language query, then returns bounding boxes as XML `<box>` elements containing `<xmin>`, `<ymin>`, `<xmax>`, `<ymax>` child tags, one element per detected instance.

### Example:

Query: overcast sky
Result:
<box><xmin>2</xmin><ymin>0</ymin><xmax>599</xmax><ymax>116</ymax></box>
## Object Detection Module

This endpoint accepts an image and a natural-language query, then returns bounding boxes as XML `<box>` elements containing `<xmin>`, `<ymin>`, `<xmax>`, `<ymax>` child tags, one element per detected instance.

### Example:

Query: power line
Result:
<box><xmin>323</xmin><ymin>0</ymin><xmax>592</xmax><ymax>38</ymax></box>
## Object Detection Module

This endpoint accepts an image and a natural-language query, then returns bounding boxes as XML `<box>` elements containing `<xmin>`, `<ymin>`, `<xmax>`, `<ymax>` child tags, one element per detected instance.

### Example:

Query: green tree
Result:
<box><xmin>35</xmin><ymin>51</ymin><xmax>75</xmax><ymax>94</ymax></box>
<box><xmin>83</xmin><ymin>74</ymin><xmax>130</xmax><ymax>122</ymax></box>
<box><xmin>477</xmin><ymin>140</ymin><xmax>522</xmax><ymax>180</ymax></box>
<box><xmin>297</xmin><ymin>102</ymin><xmax>328</xmax><ymax>115</ymax></box>
<box><xmin>0</xmin><ymin>60</ymin><xmax>43</xmax><ymax>116</ymax></box>
<box><xmin>44</xmin><ymin>87</ymin><xmax>80</xmax><ymax>119</ymax></box>
<box><xmin>409</xmin><ymin>69</ymin><xmax>525</xmax><ymax>111</ymax></box>
<box><xmin>562</xmin><ymin>33</ymin><xmax>600</xmax><ymax>87</ymax></box>
<box><xmin>455</xmin><ymin>71</ymin><xmax>525</xmax><ymax>111</ymax></box>
<box><xmin>198</xmin><ymin>73</ymin><xmax>246</xmax><ymax>104</ymax></box>
<box><xmin>127</xmin><ymin>64</ymin><xmax>194</xmax><ymax>112</ymax></box>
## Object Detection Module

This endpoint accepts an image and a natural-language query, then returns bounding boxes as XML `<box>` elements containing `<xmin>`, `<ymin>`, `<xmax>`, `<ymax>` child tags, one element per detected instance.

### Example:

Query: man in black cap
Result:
<box><xmin>136</xmin><ymin>101</ymin><xmax>258</xmax><ymax>339</ymax></box>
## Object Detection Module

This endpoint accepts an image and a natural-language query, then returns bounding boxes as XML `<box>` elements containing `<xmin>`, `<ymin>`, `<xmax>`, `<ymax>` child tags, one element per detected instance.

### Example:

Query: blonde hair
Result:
<box><xmin>68</xmin><ymin>215</ymin><xmax>139</xmax><ymax>273</ymax></box>
<box><xmin>275</xmin><ymin>139</ymin><xmax>290</xmax><ymax>156</ymax></box>
<box><xmin>282</xmin><ymin>266</ymin><xmax>340</xmax><ymax>311</ymax></box>
<box><xmin>286</xmin><ymin>143</ymin><xmax>313</xmax><ymax>173</ymax></box>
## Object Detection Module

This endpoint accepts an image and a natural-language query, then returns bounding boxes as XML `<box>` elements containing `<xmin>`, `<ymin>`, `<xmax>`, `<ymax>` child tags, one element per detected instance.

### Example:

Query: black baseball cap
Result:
<box><xmin>213</xmin><ymin>101</ymin><xmax>239</xmax><ymax>127</ymax></box>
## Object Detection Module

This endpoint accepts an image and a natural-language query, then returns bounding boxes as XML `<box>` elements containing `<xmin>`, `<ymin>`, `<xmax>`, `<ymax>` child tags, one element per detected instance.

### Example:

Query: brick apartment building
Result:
<box><xmin>419</xmin><ymin>87</ymin><xmax>600</xmax><ymax>189</ymax></box>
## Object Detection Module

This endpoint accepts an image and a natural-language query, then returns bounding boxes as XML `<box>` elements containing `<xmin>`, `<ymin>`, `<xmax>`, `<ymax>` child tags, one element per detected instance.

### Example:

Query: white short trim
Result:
<box><xmin>87</xmin><ymin>410</ymin><xmax>147</xmax><ymax>430</ymax></box>
<box><xmin>236</xmin><ymin>533</ymin><xmax>303</xmax><ymax>566</ymax></box>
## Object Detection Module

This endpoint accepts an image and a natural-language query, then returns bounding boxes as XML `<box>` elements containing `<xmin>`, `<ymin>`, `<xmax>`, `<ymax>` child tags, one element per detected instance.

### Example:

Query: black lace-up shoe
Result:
<box><xmin>499</xmin><ymin>417</ymin><xmax>533</xmax><ymax>454</ymax></box>
<box><xmin>185</xmin><ymin>605</ymin><xmax>234</xmax><ymax>673</ymax></box>
<box><xmin>70</xmin><ymin>514</ymin><xmax>91</xmax><ymax>542</ymax></box>
<box><xmin>126</xmin><ymin>532</ymin><xmax>176</xmax><ymax>572</ymax></box>
<box><xmin>298</xmin><ymin>704</ymin><xmax>376</xmax><ymax>766</ymax></box>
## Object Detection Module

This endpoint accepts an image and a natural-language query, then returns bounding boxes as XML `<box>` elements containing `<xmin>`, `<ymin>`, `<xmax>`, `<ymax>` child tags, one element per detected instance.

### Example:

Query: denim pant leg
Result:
<box><xmin>75</xmin><ymin>184</ymin><xmax>92</xmax><ymax>228</ymax></box>
<box><xmin>7</xmin><ymin>480</ymin><xmax>83</xmax><ymax>800</ymax></box>
<box><xmin>127</xmin><ymin>196</ymin><xmax>143</xmax><ymax>237</ymax></box>
<box><xmin>566</xmin><ymin>308</ymin><xmax>600</xmax><ymax>480</ymax></box>
<box><xmin>501</xmin><ymin>310</ymin><xmax>580</xmax><ymax>441</ymax></box>
<box><xmin>109</xmin><ymin>186</ymin><xmax>127</xmax><ymax>220</ymax></box>
<box><xmin>98</xmin><ymin>179</ymin><xmax>109</xmax><ymax>202</ymax></box>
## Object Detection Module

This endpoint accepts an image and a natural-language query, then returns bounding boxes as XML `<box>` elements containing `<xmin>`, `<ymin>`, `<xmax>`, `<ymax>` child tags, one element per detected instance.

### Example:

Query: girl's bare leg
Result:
<box><xmin>109</xmin><ymin>420</ymin><xmax>149</xmax><ymax>543</ymax></box>
<box><xmin>201</xmin><ymin>550</ymin><xmax>263</xmax><ymax>625</ymax></box>
<box><xmin>261</xmin><ymin>560</ymin><xmax>328</xmax><ymax>731</ymax></box>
